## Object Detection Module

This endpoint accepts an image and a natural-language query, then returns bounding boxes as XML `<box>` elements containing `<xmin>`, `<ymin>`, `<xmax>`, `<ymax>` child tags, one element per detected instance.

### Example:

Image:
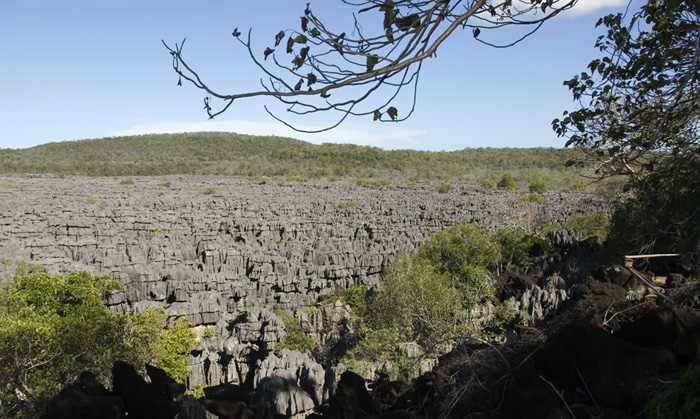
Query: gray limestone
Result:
<box><xmin>0</xmin><ymin>175</ymin><xmax>607</xmax><ymax>399</ymax></box>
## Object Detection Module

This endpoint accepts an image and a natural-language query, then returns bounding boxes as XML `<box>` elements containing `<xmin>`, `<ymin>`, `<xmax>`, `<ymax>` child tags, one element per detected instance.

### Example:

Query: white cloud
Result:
<box><xmin>565</xmin><ymin>0</ymin><xmax>629</xmax><ymax>16</ymax></box>
<box><xmin>112</xmin><ymin>119</ymin><xmax>427</xmax><ymax>149</ymax></box>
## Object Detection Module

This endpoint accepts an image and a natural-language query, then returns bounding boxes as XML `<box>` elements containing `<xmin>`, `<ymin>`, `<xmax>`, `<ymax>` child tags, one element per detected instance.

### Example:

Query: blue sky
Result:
<box><xmin>0</xmin><ymin>1</ymin><xmax>632</xmax><ymax>151</ymax></box>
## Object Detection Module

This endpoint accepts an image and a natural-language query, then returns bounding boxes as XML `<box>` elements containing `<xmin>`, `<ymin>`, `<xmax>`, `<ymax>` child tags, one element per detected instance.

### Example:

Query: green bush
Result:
<box><xmin>202</xmin><ymin>186</ymin><xmax>217</xmax><ymax>195</ymax></box>
<box><xmin>646</xmin><ymin>363</ymin><xmax>700</xmax><ymax>419</ymax></box>
<box><xmin>0</xmin><ymin>271</ymin><xmax>197</xmax><ymax>417</ymax></box>
<box><xmin>343</xmin><ymin>285</ymin><xmax>367</xmax><ymax>318</ymax></box>
<box><xmin>564</xmin><ymin>211</ymin><xmax>610</xmax><ymax>241</ymax></box>
<box><xmin>492</xmin><ymin>297</ymin><xmax>518</xmax><ymax>334</ymax></box>
<box><xmin>158</xmin><ymin>181</ymin><xmax>172</xmax><ymax>188</ymax></box>
<box><xmin>285</xmin><ymin>174</ymin><xmax>308</xmax><ymax>182</ymax></box>
<box><xmin>494</xmin><ymin>228</ymin><xmax>545</xmax><ymax>268</ymax></box>
<box><xmin>275</xmin><ymin>310</ymin><xmax>315</xmax><ymax>354</ymax></box>
<box><xmin>120</xmin><ymin>178</ymin><xmax>135</xmax><ymax>185</ymax></box>
<box><xmin>370</xmin><ymin>255</ymin><xmax>468</xmax><ymax>346</ymax></box>
<box><xmin>516</xmin><ymin>193</ymin><xmax>547</xmax><ymax>204</ymax></box>
<box><xmin>437</xmin><ymin>182</ymin><xmax>453</xmax><ymax>194</ymax></box>
<box><xmin>497</xmin><ymin>174</ymin><xmax>518</xmax><ymax>190</ymax></box>
<box><xmin>481</xmin><ymin>179</ymin><xmax>496</xmax><ymax>190</ymax></box>
<box><xmin>571</xmin><ymin>181</ymin><xmax>588</xmax><ymax>191</ymax></box>
<box><xmin>337</xmin><ymin>201</ymin><xmax>358</xmax><ymax>209</ymax></box>
<box><xmin>528</xmin><ymin>178</ymin><xmax>549</xmax><ymax>194</ymax></box>
<box><xmin>418</xmin><ymin>222</ymin><xmax>500</xmax><ymax>276</ymax></box>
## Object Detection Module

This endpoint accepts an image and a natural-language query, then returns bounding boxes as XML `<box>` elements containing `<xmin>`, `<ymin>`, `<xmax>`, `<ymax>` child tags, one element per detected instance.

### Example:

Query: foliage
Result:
<box><xmin>554</xmin><ymin>0</ymin><xmax>700</xmax><ymax>255</ymax></box>
<box><xmin>341</xmin><ymin>326</ymin><xmax>408</xmax><ymax>381</ymax></box>
<box><xmin>606</xmin><ymin>158</ymin><xmax>700</xmax><ymax>255</ymax></box>
<box><xmin>0</xmin><ymin>271</ymin><xmax>197</xmax><ymax>417</ymax></box>
<box><xmin>285</xmin><ymin>174</ymin><xmax>308</xmax><ymax>182</ymax></box>
<box><xmin>437</xmin><ymin>182</ymin><xmax>453</xmax><ymax>194</ymax></box>
<box><xmin>645</xmin><ymin>363</ymin><xmax>700</xmax><ymax>419</ymax></box>
<box><xmin>419</xmin><ymin>222</ymin><xmax>500</xmax><ymax>277</ymax></box>
<box><xmin>158</xmin><ymin>181</ymin><xmax>172</xmax><ymax>188</ymax></box>
<box><xmin>492</xmin><ymin>298</ymin><xmax>518</xmax><ymax>335</ymax></box>
<box><xmin>275</xmin><ymin>310</ymin><xmax>315</xmax><ymax>354</ymax></box>
<box><xmin>202</xmin><ymin>186</ymin><xmax>217</xmax><ymax>195</ymax></box>
<box><xmin>497</xmin><ymin>173</ymin><xmax>518</xmax><ymax>190</ymax></box>
<box><xmin>528</xmin><ymin>178</ymin><xmax>549</xmax><ymax>194</ymax></box>
<box><xmin>0</xmin><ymin>133</ymin><xmax>592</xmax><ymax>191</ymax></box>
<box><xmin>120</xmin><ymin>178</ymin><xmax>135</xmax><ymax>185</ymax></box>
<box><xmin>494</xmin><ymin>228</ymin><xmax>545</xmax><ymax>268</ymax></box>
<box><xmin>481</xmin><ymin>179</ymin><xmax>496</xmax><ymax>190</ymax></box>
<box><xmin>515</xmin><ymin>193</ymin><xmax>547</xmax><ymax>204</ymax></box>
<box><xmin>564</xmin><ymin>211</ymin><xmax>610</xmax><ymax>242</ymax></box>
<box><xmin>343</xmin><ymin>221</ymin><xmax>556</xmax><ymax>379</ymax></box>
<box><xmin>185</xmin><ymin>383</ymin><xmax>206</xmax><ymax>399</ymax></box>
<box><xmin>337</xmin><ymin>201</ymin><xmax>358</xmax><ymax>209</ymax></box>
<box><xmin>370</xmin><ymin>255</ymin><xmax>468</xmax><ymax>346</ymax></box>
<box><xmin>342</xmin><ymin>285</ymin><xmax>367</xmax><ymax>319</ymax></box>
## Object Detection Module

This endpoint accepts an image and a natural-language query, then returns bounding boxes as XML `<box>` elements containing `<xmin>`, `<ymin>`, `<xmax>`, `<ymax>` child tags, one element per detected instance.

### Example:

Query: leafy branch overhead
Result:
<box><xmin>164</xmin><ymin>0</ymin><xmax>575</xmax><ymax>132</ymax></box>
<box><xmin>553</xmin><ymin>1</ymin><xmax>700</xmax><ymax>184</ymax></box>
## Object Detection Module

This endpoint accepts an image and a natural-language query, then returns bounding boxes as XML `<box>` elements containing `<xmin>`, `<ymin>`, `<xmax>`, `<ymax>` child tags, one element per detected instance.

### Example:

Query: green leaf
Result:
<box><xmin>373</xmin><ymin>110</ymin><xmax>382</xmax><ymax>121</ymax></box>
<box><xmin>292</xmin><ymin>56</ymin><xmax>304</xmax><ymax>70</ymax></box>
<box><xmin>275</xmin><ymin>30</ymin><xmax>285</xmax><ymax>47</ymax></box>
<box><xmin>307</xmin><ymin>73</ymin><xmax>317</xmax><ymax>86</ymax></box>
<box><xmin>294</xmin><ymin>34</ymin><xmax>308</xmax><ymax>44</ymax></box>
<box><xmin>299</xmin><ymin>46</ymin><xmax>310</xmax><ymax>61</ymax></box>
<box><xmin>387</xmin><ymin>107</ymin><xmax>398</xmax><ymax>121</ymax></box>
<box><xmin>310</xmin><ymin>27</ymin><xmax>321</xmax><ymax>37</ymax></box>
<box><xmin>366</xmin><ymin>55</ymin><xmax>379</xmax><ymax>72</ymax></box>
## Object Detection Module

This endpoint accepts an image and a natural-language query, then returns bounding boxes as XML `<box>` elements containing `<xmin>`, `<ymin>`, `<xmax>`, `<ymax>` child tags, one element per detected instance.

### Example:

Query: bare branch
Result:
<box><xmin>165</xmin><ymin>0</ymin><xmax>577</xmax><ymax>131</ymax></box>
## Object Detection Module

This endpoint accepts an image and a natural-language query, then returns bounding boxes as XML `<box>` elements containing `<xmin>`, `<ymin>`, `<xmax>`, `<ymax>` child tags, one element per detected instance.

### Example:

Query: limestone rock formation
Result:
<box><xmin>0</xmin><ymin>175</ymin><xmax>607</xmax><ymax>390</ymax></box>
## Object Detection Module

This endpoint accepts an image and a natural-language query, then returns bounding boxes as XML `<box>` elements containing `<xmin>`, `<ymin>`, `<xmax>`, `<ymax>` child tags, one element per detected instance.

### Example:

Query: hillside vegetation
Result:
<box><xmin>0</xmin><ymin>132</ymin><xmax>599</xmax><ymax>191</ymax></box>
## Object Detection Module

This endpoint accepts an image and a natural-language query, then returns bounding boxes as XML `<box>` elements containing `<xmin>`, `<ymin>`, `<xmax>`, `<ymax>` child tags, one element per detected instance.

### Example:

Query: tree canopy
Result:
<box><xmin>164</xmin><ymin>0</ymin><xmax>575</xmax><ymax>131</ymax></box>
<box><xmin>554</xmin><ymin>0</ymin><xmax>700</xmax><ymax>255</ymax></box>
<box><xmin>0</xmin><ymin>270</ymin><xmax>197</xmax><ymax>417</ymax></box>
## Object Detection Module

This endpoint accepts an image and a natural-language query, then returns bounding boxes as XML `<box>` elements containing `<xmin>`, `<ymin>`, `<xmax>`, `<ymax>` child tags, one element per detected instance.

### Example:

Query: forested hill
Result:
<box><xmin>0</xmin><ymin>132</ymin><xmax>582</xmax><ymax>184</ymax></box>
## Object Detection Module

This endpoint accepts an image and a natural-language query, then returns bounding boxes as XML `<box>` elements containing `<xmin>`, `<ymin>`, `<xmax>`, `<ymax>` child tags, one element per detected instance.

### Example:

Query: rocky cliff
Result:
<box><xmin>0</xmin><ymin>175</ymin><xmax>606</xmax><ymax>408</ymax></box>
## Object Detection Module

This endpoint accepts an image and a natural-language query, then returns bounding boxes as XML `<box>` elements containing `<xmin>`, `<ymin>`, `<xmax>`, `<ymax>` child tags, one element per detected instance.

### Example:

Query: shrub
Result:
<box><xmin>437</xmin><ymin>182</ymin><xmax>453</xmax><ymax>193</ymax></box>
<box><xmin>120</xmin><ymin>178</ymin><xmax>135</xmax><ymax>185</ymax></box>
<box><xmin>528</xmin><ymin>178</ymin><xmax>549</xmax><ymax>194</ymax></box>
<box><xmin>158</xmin><ymin>181</ymin><xmax>171</xmax><ymax>188</ymax></box>
<box><xmin>337</xmin><ymin>201</ymin><xmax>358</xmax><ymax>209</ymax></box>
<box><xmin>275</xmin><ymin>310</ymin><xmax>315</xmax><ymax>354</ymax></box>
<box><xmin>494</xmin><ymin>228</ymin><xmax>545</xmax><ymax>268</ymax></box>
<box><xmin>516</xmin><ymin>193</ymin><xmax>547</xmax><ymax>204</ymax></box>
<box><xmin>285</xmin><ymin>175</ymin><xmax>308</xmax><ymax>182</ymax></box>
<box><xmin>0</xmin><ymin>271</ymin><xmax>197</xmax><ymax>416</ymax></box>
<box><xmin>492</xmin><ymin>297</ymin><xmax>518</xmax><ymax>334</ymax></box>
<box><xmin>571</xmin><ymin>181</ymin><xmax>588</xmax><ymax>191</ymax></box>
<box><xmin>202</xmin><ymin>186</ymin><xmax>217</xmax><ymax>195</ymax></box>
<box><xmin>646</xmin><ymin>363</ymin><xmax>700</xmax><ymax>419</ymax></box>
<box><xmin>369</xmin><ymin>255</ymin><xmax>468</xmax><ymax>346</ymax></box>
<box><xmin>564</xmin><ymin>211</ymin><xmax>610</xmax><ymax>241</ymax></box>
<box><xmin>497</xmin><ymin>174</ymin><xmax>518</xmax><ymax>190</ymax></box>
<box><xmin>343</xmin><ymin>285</ymin><xmax>367</xmax><ymax>319</ymax></box>
<box><xmin>418</xmin><ymin>222</ymin><xmax>500</xmax><ymax>276</ymax></box>
<box><xmin>481</xmin><ymin>179</ymin><xmax>496</xmax><ymax>190</ymax></box>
